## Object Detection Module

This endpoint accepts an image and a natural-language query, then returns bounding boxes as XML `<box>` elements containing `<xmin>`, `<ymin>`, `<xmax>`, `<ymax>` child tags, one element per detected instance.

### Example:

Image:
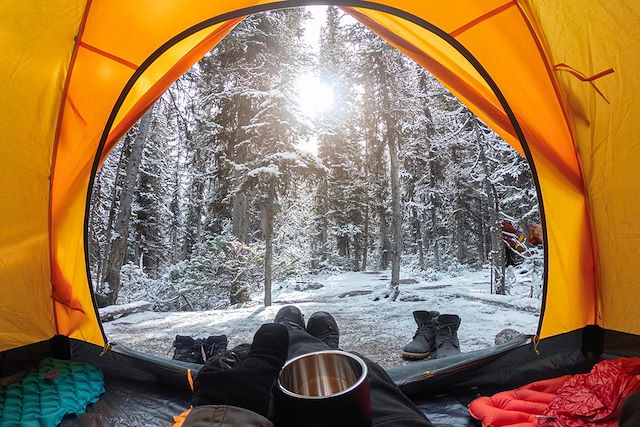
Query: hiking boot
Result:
<box><xmin>203</xmin><ymin>334</ymin><xmax>228</xmax><ymax>359</ymax></box>
<box><xmin>434</xmin><ymin>314</ymin><xmax>461</xmax><ymax>358</ymax></box>
<box><xmin>202</xmin><ymin>343</ymin><xmax>251</xmax><ymax>373</ymax></box>
<box><xmin>402</xmin><ymin>311</ymin><xmax>440</xmax><ymax>360</ymax></box>
<box><xmin>172</xmin><ymin>335</ymin><xmax>206</xmax><ymax>364</ymax></box>
<box><xmin>274</xmin><ymin>305</ymin><xmax>305</xmax><ymax>330</ymax></box>
<box><xmin>306</xmin><ymin>311</ymin><xmax>340</xmax><ymax>349</ymax></box>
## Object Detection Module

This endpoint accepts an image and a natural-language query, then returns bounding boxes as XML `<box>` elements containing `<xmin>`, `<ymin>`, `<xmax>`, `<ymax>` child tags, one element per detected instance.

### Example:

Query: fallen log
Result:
<box><xmin>99</xmin><ymin>301</ymin><xmax>152</xmax><ymax>321</ymax></box>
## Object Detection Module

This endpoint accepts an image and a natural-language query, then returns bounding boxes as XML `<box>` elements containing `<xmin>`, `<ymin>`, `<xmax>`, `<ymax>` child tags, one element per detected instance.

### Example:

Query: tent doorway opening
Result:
<box><xmin>88</xmin><ymin>6</ymin><xmax>544</xmax><ymax>369</ymax></box>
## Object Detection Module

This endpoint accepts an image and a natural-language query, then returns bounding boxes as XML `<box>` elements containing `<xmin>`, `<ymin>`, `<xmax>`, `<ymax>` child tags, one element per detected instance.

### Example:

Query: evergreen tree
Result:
<box><xmin>87</xmin><ymin>8</ymin><xmax>542</xmax><ymax>309</ymax></box>
<box><xmin>226</xmin><ymin>10</ymin><xmax>321</xmax><ymax>306</ymax></box>
<box><xmin>315</xmin><ymin>7</ymin><xmax>365</xmax><ymax>270</ymax></box>
<box><xmin>130</xmin><ymin>101</ymin><xmax>171</xmax><ymax>277</ymax></box>
<box><xmin>354</xmin><ymin>25</ymin><xmax>412</xmax><ymax>299</ymax></box>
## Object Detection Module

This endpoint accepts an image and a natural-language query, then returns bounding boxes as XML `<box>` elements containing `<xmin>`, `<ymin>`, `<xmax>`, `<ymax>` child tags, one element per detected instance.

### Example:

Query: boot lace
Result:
<box><xmin>436</xmin><ymin>325</ymin><xmax>454</xmax><ymax>347</ymax></box>
<box><xmin>414</xmin><ymin>323</ymin><xmax>432</xmax><ymax>338</ymax></box>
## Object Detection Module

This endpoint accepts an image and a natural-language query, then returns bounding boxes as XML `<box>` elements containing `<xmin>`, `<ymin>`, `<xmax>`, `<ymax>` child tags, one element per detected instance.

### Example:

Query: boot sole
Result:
<box><xmin>401</xmin><ymin>351</ymin><xmax>433</xmax><ymax>360</ymax></box>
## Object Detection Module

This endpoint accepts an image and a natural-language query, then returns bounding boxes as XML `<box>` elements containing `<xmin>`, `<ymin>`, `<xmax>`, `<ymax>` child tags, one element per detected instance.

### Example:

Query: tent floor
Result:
<box><xmin>20</xmin><ymin>329</ymin><xmax>633</xmax><ymax>426</ymax></box>
<box><xmin>59</xmin><ymin>372</ymin><xmax>479</xmax><ymax>426</ymax></box>
<box><xmin>417</xmin><ymin>395</ymin><xmax>480</xmax><ymax>427</ymax></box>
<box><xmin>60</xmin><ymin>374</ymin><xmax>191</xmax><ymax>426</ymax></box>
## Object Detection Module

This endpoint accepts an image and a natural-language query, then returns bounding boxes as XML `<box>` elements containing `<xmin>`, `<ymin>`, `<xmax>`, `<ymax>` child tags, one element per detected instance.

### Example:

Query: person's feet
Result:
<box><xmin>274</xmin><ymin>306</ymin><xmax>340</xmax><ymax>349</ymax></box>
<box><xmin>306</xmin><ymin>311</ymin><xmax>340</xmax><ymax>349</ymax></box>
<box><xmin>274</xmin><ymin>305</ymin><xmax>305</xmax><ymax>330</ymax></box>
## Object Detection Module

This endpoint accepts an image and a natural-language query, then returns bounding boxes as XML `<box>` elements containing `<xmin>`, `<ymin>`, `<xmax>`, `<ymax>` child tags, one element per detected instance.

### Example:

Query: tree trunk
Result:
<box><xmin>182</xmin><ymin>130</ymin><xmax>205</xmax><ymax>258</ymax></box>
<box><xmin>353</xmin><ymin>234</ymin><xmax>361</xmax><ymax>271</ymax></box>
<box><xmin>428</xmin><ymin>154</ymin><xmax>441</xmax><ymax>271</ymax></box>
<box><xmin>317</xmin><ymin>179</ymin><xmax>329</xmax><ymax>266</ymax></box>
<box><xmin>476</xmin><ymin>198</ymin><xmax>485</xmax><ymax>270</ymax></box>
<box><xmin>337</xmin><ymin>235</ymin><xmax>348</xmax><ymax>257</ymax></box>
<box><xmin>451</xmin><ymin>146</ymin><xmax>466</xmax><ymax>265</ymax></box>
<box><xmin>89</xmin><ymin>170</ymin><xmax>103</xmax><ymax>286</ymax></box>
<box><xmin>261</xmin><ymin>195</ymin><xmax>275</xmax><ymax>307</ymax></box>
<box><xmin>362</xmin><ymin>203</ymin><xmax>369</xmax><ymax>271</ymax></box>
<box><xmin>378</xmin><ymin>206</ymin><xmax>391</xmax><ymax>270</ymax></box>
<box><xmin>319</xmin><ymin>214</ymin><xmax>328</xmax><ymax>262</ymax></box>
<box><xmin>416</xmin><ymin>216</ymin><xmax>425</xmax><ymax>270</ymax></box>
<box><xmin>407</xmin><ymin>174</ymin><xmax>424</xmax><ymax>270</ymax></box>
<box><xmin>101</xmin><ymin>139</ymin><xmax>130</xmax><ymax>285</ymax></box>
<box><xmin>387</xmin><ymin>135</ymin><xmax>402</xmax><ymax>301</ymax></box>
<box><xmin>475</xmin><ymin>120</ymin><xmax>505</xmax><ymax>294</ymax></box>
<box><xmin>103</xmin><ymin>107</ymin><xmax>154</xmax><ymax>305</ymax></box>
<box><xmin>430</xmin><ymin>195</ymin><xmax>440</xmax><ymax>270</ymax></box>
<box><xmin>232</xmin><ymin>192</ymin><xmax>248</xmax><ymax>243</ymax></box>
<box><xmin>168</xmin><ymin>168</ymin><xmax>180</xmax><ymax>264</ymax></box>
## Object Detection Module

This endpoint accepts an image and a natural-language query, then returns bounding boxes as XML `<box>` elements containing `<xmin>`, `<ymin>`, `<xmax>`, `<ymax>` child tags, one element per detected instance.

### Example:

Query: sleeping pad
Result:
<box><xmin>0</xmin><ymin>358</ymin><xmax>104</xmax><ymax>426</ymax></box>
<box><xmin>469</xmin><ymin>357</ymin><xmax>640</xmax><ymax>426</ymax></box>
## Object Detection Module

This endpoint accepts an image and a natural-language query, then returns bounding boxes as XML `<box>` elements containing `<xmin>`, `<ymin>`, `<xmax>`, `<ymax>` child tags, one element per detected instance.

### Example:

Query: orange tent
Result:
<box><xmin>1</xmin><ymin>0</ymin><xmax>637</xmax><ymax>363</ymax></box>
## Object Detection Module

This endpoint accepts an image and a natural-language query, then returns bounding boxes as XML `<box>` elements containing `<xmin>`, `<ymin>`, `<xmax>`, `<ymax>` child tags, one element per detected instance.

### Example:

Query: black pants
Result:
<box><xmin>287</xmin><ymin>328</ymin><xmax>433</xmax><ymax>427</ymax></box>
<box><xmin>620</xmin><ymin>391</ymin><xmax>640</xmax><ymax>427</ymax></box>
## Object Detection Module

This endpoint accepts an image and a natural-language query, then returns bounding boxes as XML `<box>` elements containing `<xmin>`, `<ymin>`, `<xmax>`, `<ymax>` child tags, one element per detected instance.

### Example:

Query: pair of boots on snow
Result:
<box><xmin>402</xmin><ymin>311</ymin><xmax>461</xmax><ymax>360</ymax></box>
<box><xmin>172</xmin><ymin>334</ymin><xmax>229</xmax><ymax>364</ymax></box>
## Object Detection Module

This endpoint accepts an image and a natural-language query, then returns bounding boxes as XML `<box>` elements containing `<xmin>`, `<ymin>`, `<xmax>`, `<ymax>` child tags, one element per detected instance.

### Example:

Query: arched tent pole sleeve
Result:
<box><xmin>101</xmin><ymin>18</ymin><xmax>244</xmax><ymax>165</ymax></box>
<box><xmin>50</xmin><ymin>16</ymin><xmax>243</xmax><ymax>346</ymax></box>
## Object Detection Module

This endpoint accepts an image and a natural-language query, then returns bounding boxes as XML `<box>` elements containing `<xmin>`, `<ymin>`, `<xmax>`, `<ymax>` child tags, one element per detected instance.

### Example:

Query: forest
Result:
<box><xmin>88</xmin><ymin>7</ymin><xmax>542</xmax><ymax>312</ymax></box>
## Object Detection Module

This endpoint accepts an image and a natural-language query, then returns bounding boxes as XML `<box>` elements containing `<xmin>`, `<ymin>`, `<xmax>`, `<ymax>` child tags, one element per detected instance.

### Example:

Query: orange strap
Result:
<box><xmin>171</xmin><ymin>407</ymin><xmax>192</xmax><ymax>427</ymax></box>
<box><xmin>78</xmin><ymin>40</ymin><xmax>138</xmax><ymax>70</ymax></box>
<box><xmin>554</xmin><ymin>63</ymin><xmax>615</xmax><ymax>104</ymax></box>
<box><xmin>187</xmin><ymin>368</ymin><xmax>194</xmax><ymax>392</ymax></box>
<box><xmin>450</xmin><ymin>1</ymin><xmax>517</xmax><ymax>38</ymax></box>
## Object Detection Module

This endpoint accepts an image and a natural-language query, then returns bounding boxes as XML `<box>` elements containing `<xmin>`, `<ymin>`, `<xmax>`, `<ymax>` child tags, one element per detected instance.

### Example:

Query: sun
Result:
<box><xmin>296</xmin><ymin>73</ymin><xmax>335</xmax><ymax>118</ymax></box>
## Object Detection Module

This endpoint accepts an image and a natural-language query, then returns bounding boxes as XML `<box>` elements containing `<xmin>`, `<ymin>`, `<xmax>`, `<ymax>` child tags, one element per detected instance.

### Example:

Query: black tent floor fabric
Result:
<box><xmin>4</xmin><ymin>328</ymin><xmax>639</xmax><ymax>426</ymax></box>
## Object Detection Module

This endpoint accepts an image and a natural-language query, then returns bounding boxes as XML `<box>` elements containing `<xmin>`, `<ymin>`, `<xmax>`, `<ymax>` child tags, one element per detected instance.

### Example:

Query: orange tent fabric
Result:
<box><xmin>1</xmin><ymin>0</ymin><xmax>636</xmax><ymax>352</ymax></box>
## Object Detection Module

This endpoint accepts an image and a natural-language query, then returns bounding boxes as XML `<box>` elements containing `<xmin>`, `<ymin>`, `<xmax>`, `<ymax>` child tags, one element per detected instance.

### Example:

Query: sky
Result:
<box><xmin>304</xmin><ymin>5</ymin><xmax>328</xmax><ymax>48</ymax></box>
<box><xmin>296</xmin><ymin>6</ymin><xmax>359</xmax><ymax>156</ymax></box>
<box><xmin>296</xmin><ymin>6</ymin><xmax>330</xmax><ymax>155</ymax></box>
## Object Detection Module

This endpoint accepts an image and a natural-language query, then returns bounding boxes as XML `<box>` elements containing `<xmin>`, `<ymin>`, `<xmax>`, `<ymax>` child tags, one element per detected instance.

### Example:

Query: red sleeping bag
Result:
<box><xmin>468</xmin><ymin>357</ymin><xmax>640</xmax><ymax>427</ymax></box>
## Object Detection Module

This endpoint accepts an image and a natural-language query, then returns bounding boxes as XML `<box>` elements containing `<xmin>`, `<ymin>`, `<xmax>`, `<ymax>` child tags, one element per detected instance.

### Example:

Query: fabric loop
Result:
<box><xmin>554</xmin><ymin>63</ymin><xmax>614</xmax><ymax>104</ymax></box>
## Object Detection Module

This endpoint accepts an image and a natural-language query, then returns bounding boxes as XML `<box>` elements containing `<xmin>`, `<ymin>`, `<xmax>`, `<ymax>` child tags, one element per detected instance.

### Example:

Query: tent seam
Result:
<box><xmin>515</xmin><ymin>1</ymin><xmax>601</xmax><ymax>333</ymax></box>
<box><xmin>49</xmin><ymin>0</ymin><xmax>107</xmax><ymax>345</ymax></box>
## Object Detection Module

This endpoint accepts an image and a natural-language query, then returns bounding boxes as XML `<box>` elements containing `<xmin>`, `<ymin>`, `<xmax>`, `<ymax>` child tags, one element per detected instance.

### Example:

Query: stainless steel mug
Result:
<box><xmin>274</xmin><ymin>350</ymin><xmax>372</xmax><ymax>427</ymax></box>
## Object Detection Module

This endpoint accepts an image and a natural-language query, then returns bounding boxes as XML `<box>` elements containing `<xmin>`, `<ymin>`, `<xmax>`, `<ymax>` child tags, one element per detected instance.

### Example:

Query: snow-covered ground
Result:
<box><xmin>103</xmin><ymin>268</ymin><xmax>540</xmax><ymax>369</ymax></box>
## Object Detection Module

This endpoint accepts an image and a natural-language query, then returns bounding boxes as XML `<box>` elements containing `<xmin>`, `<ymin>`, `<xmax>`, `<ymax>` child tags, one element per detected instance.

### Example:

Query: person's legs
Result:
<box><xmin>193</xmin><ymin>323</ymin><xmax>289</xmax><ymax>418</ymax></box>
<box><xmin>274</xmin><ymin>305</ymin><xmax>330</xmax><ymax>359</ymax></box>
<box><xmin>361</xmin><ymin>354</ymin><xmax>434</xmax><ymax>426</ymax></box>
<box><xmin>619</xmin><ymin>391</ymin><xmax>640</xmax><ymax>427</ymax></box>
<box><xmin>274</xmin><ymin>306</ymin><xmax>433</xmax><ymax>426</ymax></box>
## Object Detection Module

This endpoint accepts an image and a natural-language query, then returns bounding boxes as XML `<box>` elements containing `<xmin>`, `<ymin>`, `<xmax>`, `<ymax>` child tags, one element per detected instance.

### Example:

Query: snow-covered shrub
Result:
<box><xmin>520</xmin><ymin>246</ymin><xmax>544</xmax><ymax>298</ymax></box>
<box><xmin>115</xmin><ymin>227</ymin><xmax>322</xmax><ymax>311</ymax></box>
<box><xmin>160</xmin><ymin>236</ymin><xmax>266</xmax><ymax>311</ymax></box>
<box><xmin>117</xmin><ymin>262</ymin><xmax>163</xmax><ymax>304</ymax></box>
<box><xmin>419</xmin><ymin>267</ymin><xmax>442</xmax><ymax>282</ymax></box>
<box><xmin>444</xmin><ymin>259</ymin><xmax>465</xmax><ymax>277</ymax></box>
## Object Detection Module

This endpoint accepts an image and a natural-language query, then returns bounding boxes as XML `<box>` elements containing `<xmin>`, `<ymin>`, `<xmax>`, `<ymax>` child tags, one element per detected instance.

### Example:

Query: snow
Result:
<box><xmin>104</xmin><ymin>268</ymin><xmax>540</xmax><ymax>369</ymax></box>
<box><xmin>247</xmin><ymin>165</ymin><xmax>281</xmax><ymax>177</ymax></box>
